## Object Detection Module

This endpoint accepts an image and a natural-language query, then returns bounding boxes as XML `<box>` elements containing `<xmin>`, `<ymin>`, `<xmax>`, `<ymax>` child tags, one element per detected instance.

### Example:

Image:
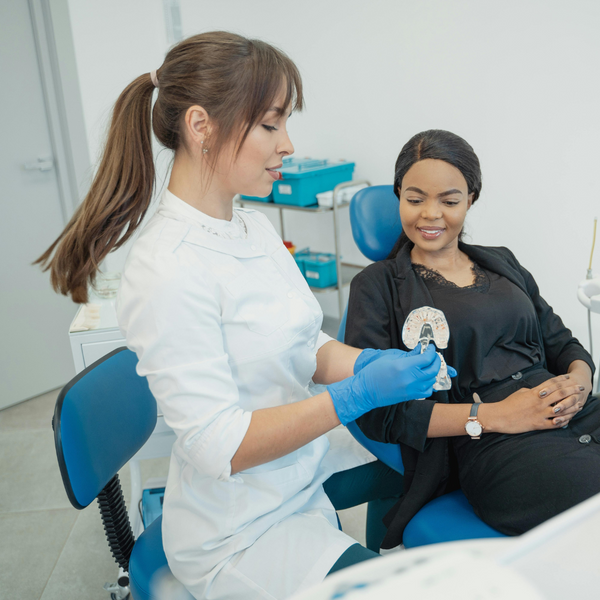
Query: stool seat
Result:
<box><xmin>403</xmin><ymin>490</ymin><xmax>506</xmax><ymax>548</ymax></box>
<box><xmin>129</xmin><ymin>516</ymin><xmax>168</xmax><ymax>600</ymax></box>
<box><xmin>129</xmin><ymin>516</ymin><xmax>193</xmax><ymax>600</ymax></box>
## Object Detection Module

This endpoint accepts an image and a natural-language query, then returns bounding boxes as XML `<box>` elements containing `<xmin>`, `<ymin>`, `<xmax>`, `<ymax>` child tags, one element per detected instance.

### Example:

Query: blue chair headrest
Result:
<box><xmin>54</xmin><ymin>348</ymin><xmax>157</xmax><ymax>509</ymax></box>
<box><xmin>350</xmin><ymin>185</ymin><xmax>402</xmax><ymax>262</ymax></box>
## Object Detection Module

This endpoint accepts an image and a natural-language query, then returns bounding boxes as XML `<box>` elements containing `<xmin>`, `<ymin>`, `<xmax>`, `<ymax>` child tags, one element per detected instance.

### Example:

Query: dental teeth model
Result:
<box><xmin>402</xmin><ymin>306</ymin><xmax>452</xmax><ymax>392</ymax></box>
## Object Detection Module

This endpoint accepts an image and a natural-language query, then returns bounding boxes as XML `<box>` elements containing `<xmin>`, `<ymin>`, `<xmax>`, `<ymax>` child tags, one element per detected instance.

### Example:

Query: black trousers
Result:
<box><xmin>454</xmin><ymin>370</ymin><xmax>600</xmax><ymax>536</ymax></box>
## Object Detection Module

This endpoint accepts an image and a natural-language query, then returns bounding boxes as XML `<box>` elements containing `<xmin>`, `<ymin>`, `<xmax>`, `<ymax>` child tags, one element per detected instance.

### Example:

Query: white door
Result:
<box><xmin>0</xmin><ymin>0</ymin><xmax>78</xmax><ymax>409</ymax></box>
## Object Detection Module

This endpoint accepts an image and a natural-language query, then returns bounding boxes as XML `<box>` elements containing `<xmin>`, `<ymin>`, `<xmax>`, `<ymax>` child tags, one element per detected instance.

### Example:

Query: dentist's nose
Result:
<box><xmin>278</xmin><ymin>128</ymin><xmax>295</xmax><ymax>157</ymax></box>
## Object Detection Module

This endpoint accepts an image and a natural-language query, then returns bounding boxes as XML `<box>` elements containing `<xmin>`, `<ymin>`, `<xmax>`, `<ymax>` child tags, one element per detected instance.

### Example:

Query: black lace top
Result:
<box><xmin>413</xmin><ymin>262</ymin><xmax>490</xmax><ymax>292</ymax></box>
<box><xmin>412</xmin><ymin>261</ymin><xmax>542</xmax><ymax>402</ymax></box>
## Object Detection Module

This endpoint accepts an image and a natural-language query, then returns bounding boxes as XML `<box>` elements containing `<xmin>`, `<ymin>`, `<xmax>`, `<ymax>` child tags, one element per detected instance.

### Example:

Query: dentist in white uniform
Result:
<box><xmin>39</xmin><ymin>32</ymin><xmax>440</xmax><ymax>600</ymax></box>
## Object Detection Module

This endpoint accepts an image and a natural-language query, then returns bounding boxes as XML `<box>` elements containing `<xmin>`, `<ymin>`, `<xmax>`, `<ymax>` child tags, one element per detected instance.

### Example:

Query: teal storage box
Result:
<box><xmin>294</xmin><ymin>255</ymin><xmax>306</xmax><ymax>276</ymax></box>
<box><xmin>142</xmin><ymin>487</ymin><xmax>165</xmax><ymax>528</ymax></box>
<box><xmin>241</xmin><ymin>157</ymin><xmax>316</xmax><ymax>202</ymax></box>
<box><xmin>273</xmin><ymin>159</ymin><xmax>355</xmax><ymax>207</ymax></box>
<box><xmin>294</xmin><ymin>247</ymin><xmax>311</xmax><ymax>277</ymax></box>
<box><xmin>299</xmin><ymin>251</ymin><xmax>337</xmax><ymax>288</ymax></box>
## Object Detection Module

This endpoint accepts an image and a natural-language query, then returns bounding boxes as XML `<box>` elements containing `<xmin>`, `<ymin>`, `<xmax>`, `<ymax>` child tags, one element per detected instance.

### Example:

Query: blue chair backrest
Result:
<box><xmin>350</xmin><ymin>185</ymin><xmax>402</xmax><ymax>262</ymax></box>
<box><xmin>54</xmin><ymin>347</ymin><xmax>157</xmax><ymax>509</ymax></box>
<box><xmin>340</xmin><ymin>187</ymin><xmax>405</xmax><ymax>473</ymax></box>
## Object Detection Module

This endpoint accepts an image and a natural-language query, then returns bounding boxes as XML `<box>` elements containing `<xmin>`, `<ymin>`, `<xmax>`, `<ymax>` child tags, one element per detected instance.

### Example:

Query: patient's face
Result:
<box><xmin>399</xmin><ymin>159</ymin><xmax>473</xmax><ymax>256</ymax></box>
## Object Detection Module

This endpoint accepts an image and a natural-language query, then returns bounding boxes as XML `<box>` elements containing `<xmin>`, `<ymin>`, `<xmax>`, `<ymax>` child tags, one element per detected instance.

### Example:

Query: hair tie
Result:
<box><xmin>150</xmin><ymin>70</ymin><xmax>159</xmax><ymax>88</ymax></box>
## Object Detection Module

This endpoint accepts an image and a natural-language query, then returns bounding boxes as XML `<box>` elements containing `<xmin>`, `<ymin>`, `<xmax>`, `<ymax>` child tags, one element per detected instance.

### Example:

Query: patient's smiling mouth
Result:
<box><xmin>417</xmin><ymin>227</ymin><xmax>445</xmax><ymax>240</ymax></box>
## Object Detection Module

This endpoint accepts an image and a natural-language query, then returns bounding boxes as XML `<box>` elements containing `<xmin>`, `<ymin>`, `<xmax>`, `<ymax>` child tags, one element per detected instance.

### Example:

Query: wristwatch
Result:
<box><xmin>465</xmin><ymin>403</ymin><xmax>484</xmax><ymax>439</ymax></box>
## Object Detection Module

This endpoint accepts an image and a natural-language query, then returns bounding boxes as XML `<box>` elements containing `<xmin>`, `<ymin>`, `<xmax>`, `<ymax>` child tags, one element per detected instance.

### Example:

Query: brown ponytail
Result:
<box><xmin>35</xmin><ymin>74</ymin><xmax>156</xmax><ymax>304</ymax></box>
<box><xmin>36</xmin><ymin>31</ymin><xmax>303</xmax><ymax>304</ymax></box>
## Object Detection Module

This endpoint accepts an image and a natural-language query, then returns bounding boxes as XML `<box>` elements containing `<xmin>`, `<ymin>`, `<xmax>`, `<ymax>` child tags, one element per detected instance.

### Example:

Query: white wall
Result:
<box><xmin>66</xmin><ymin>0</ymin><xmax>600</xmax><ymax>361</ymax></box>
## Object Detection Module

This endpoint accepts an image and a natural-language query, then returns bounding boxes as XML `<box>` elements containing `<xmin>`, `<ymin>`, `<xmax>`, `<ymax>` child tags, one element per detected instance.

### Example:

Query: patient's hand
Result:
<box><xmin>483</xmin><ymin>375</ymin><xmax>589</xmax><ymax>434</ymax></box>
<box><xmin>537</xmin><ymin>366</ymin><xmax>592</xmax><ymax>423</ymax></box>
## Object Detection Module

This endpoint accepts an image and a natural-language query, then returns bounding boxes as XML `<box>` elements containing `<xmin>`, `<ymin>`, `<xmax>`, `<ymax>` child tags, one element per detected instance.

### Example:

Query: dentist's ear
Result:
<box><xmin>184</xmin><ymin>105</ymin><xmax>211</xmax><ymax>150</ymax></box>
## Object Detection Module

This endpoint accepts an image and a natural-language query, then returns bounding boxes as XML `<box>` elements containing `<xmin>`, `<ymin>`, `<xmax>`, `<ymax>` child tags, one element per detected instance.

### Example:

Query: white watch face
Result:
<box><xmin>466</xmin><ymin>420</ymin><xmax>483</xmax><ymax>437</ymax></box>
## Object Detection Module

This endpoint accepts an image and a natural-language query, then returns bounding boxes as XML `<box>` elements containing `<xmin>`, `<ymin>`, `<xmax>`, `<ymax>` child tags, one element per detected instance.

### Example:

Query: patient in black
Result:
<box><xmin>346</xmin><ymin>130</ymin><xmax>600</xmax><ymax>547</ymax></box>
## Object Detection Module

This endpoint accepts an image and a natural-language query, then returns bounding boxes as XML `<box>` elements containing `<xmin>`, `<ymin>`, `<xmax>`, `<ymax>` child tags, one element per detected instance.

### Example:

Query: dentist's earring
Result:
<box><xmin>201</xmin><ymin>139</ymin><xmax>208</xmax><ymax>155</ymax></box>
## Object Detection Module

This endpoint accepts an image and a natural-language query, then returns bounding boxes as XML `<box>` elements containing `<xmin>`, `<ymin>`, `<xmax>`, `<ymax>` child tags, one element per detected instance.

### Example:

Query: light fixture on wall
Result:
<box><xmin>163</xmin><ymin>0</ymin><xmax>183</xmax><ymax>45</ymax></box>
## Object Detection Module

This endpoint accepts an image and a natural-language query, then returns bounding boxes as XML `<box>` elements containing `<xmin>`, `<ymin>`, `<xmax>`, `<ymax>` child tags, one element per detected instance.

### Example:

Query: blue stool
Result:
<box><xmin>53</xmin><ymin>347</ymin><xmax>192</xmax><ymax>600</ymax></box>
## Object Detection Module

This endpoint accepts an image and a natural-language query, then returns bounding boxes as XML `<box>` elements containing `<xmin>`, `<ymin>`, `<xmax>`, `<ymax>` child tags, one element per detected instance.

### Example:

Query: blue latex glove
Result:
<box><xmin>354</xmin><ymin>346</ymin><xmax>458</xmax><ymax>377</ymax></box>
<box><xmin>354</xmin><ymin>348</ymin><xmax>409</xmax><ymax>374</ymax></box>
<box><xmin>328</xmin><ymin>345</ymin><xmax>441</xmax><ymax>425</ymax></box>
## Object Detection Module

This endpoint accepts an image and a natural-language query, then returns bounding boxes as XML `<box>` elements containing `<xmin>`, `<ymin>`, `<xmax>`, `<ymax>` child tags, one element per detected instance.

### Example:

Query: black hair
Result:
<box><xmin>388</xmin><ymin>129</ymin><xmax>482</xmax><ymax>259</ymax></box>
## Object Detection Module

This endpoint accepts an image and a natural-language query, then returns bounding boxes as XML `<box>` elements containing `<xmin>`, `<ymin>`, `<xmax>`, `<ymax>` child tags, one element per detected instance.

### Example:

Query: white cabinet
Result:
<box><xmin>68</xmin><ymin>297</ymin><xmax>126</xmax><ymax>373</ymax></box>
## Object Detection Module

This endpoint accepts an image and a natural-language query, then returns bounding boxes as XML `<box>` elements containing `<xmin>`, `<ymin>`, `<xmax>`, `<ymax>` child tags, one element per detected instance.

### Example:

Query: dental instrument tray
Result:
<box><xmin>272</xmin><ymin>159</ymin><xmax>355</xmax><ymax>207</ymax></box>
<box><xmin>402</xmin><ymin>306</ymin><xmax>452</xmax><ymax>392</ymax></box>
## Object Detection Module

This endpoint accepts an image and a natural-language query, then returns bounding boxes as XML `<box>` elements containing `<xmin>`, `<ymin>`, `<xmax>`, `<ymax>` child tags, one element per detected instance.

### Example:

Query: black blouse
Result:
<box><xmin>347</xmin><ymin>245</ymin><xmax>594</xmax><ymax>454</ymax></box>
<box><xmin>413</xmin><ymin>262</ymin><xmax>542</xmax><ymax>402</ymax></box>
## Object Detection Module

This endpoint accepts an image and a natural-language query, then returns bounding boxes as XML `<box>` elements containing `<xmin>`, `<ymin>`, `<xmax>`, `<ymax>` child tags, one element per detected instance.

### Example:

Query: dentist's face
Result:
<box><xmin>399</xmin><ymin>159</ymin><xmax>473</xmax><ymax>255</ymax></box>
<box><xmin>221</xmin><ymin>95</ymin><xmax>294</xmax><ymax>198</ymax></box>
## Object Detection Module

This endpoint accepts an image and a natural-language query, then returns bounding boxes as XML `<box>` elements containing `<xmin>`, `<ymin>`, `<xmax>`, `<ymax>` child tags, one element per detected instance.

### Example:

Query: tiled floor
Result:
<box><xmin>0</xmin><ymin>382</ymin><xmax>368</xmax><ymax>600</ymax></box>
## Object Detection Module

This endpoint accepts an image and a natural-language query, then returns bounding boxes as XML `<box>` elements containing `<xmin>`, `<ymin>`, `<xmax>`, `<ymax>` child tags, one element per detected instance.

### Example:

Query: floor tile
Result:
<box><xmin>0</xmin><ymin>388</ymin><xmax>59</xmax><ymax>432</ymax></box>
<box><xmin>0</xmin><ymin>509</ymin><xmax>77</xmax><ymax>600</ymax></box>
<box><xmin>0</xmin><ymin>429</ymin><xmax>71</xmax><ymax>513</ymax></box>
<box><xmin>41</xmin><ymin>502</ymin><xmax>125</xmax><ymax>600</ymax></box>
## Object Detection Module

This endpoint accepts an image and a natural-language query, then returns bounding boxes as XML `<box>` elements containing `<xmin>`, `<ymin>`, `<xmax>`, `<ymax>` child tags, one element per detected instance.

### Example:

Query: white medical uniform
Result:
<box><xmin>117</xmin><ymin>190</ymin><xmax>373</xmax><ymax>599</ymax></box>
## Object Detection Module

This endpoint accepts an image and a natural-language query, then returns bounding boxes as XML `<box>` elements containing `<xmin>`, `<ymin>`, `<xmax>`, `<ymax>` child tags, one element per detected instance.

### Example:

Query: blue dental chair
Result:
<box><xmin>53</xmin><ymin>347</ymin><xmax>193</xmax><ymax>600</ymax></box>
<box><xmin>341</xmin><ymin>185</ymin><xmax>506</xmax><ymax>548</ymax></box>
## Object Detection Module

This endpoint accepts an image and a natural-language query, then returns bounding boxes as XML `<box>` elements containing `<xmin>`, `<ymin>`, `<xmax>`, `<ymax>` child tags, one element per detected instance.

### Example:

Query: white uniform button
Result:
<box><xmin>287</xmin><ymin>291</ymin><xmax>294</xmax><ymax>298</ymax></box>
<box><xmin>579</xmin><ymin>434</ymin><xmax>592</xmax><ymax>444</ymax></box>
<box><xmin>511</xmin><ymin>371</ymin><xmax>523</xmax><ymax>380</ymax></box>
<box><xmin>250</xmin><ymin>244</ymin><xmax>257</xmax><ymax>251</ymax></box>
<box><xmin>307</xmin><ymin>340</ymin><xmax>313</xmax><ymax>347</ymax></box>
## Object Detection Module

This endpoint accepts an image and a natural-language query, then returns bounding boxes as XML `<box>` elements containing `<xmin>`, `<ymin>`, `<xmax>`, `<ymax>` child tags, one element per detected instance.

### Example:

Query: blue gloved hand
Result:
<box><xmin>354</xmin><ymin>348</ymin><xmax>409</xmax><ymax>374</ymax></box>
<box><xmin>355</xmin><ymin>346</ymin><xmax>458</xmax><ymax>377</ymax></box>
<box><xmin>328</xmin><ymin>345</ymin><xmax>441</xmax><ymax>425</ymax></box>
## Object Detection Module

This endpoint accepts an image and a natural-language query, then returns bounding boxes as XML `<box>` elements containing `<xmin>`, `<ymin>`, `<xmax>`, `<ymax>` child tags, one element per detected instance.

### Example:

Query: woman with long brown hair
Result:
<box><xmin>37</xmin><ymin>32</ymin><xmax>442</xmax><ymax>598</ymax></box>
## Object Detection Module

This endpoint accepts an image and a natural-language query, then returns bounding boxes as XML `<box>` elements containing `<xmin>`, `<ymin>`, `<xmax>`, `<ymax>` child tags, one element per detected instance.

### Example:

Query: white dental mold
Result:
<box><xmin>402</xmin><ymin>306</ymin><xmax>452</xmax><ymax>392</ymax></box>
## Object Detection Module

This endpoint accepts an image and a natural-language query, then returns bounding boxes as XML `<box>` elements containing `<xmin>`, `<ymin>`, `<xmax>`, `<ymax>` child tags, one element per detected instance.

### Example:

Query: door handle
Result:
<box><xmin>23</xmin><ymin>156</ymin><xmax>54</xmax><ymax>172</ymax></box>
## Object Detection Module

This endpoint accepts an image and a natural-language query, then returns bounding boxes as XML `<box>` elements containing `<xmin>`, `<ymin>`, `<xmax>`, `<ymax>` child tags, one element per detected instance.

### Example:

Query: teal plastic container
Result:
<box><xmin>273</xmin><ymin>159</ymin><xmax>355</xmax><ymax>207</ymax></box>
<box><xmin>295</xmin><ymin>249</ymin><xmax>337</xmax><ymax>288</ymax></box>
<box><xmin>240</xmin><ymin>157</ymin><xmax>316</xmax><ymax>202</ymax></box>
<box><xmin>294</xmin><ymin>247</ymin><xmax>310</xmax><ymax>276</ymax></box>
<box><xmin>294</xmin><ymin>252</ymin><xmax>306</xmax><ymax>276</ymax></box>
<box><xmin>142</xmin><ymin>487</ymin><xmax>165</xmax><ymax>527</ymax></box>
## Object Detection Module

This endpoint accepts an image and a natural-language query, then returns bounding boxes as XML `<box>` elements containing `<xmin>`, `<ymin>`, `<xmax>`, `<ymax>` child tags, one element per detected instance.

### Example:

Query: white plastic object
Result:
<box><xmin>578</xmin><ymin>277</ymin><xmax>600</xmax><ymax>314</ymax></box>
<box><xmin>402</xmin><ymin>306</ymin><xmax>451</xmax><ymax>391</ymax></box>
<box><xmin>316</xmin><ymin>183</ymin><xmax>368</xmax><ymax>207</ymax></box>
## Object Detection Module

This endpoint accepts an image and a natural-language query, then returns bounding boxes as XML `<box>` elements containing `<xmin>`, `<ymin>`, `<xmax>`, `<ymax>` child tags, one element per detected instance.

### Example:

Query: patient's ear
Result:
<box><xmin>467</xmin><ymin>193</ymin><xmax>474</xmax><ymax>209</ymax></box>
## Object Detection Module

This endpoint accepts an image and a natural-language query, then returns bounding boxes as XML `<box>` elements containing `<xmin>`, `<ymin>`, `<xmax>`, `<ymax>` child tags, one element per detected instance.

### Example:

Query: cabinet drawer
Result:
<box><xmin>81</xmin><ymin>339</ymin><xmax>127</xmax><ymax>368</ymax></box>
